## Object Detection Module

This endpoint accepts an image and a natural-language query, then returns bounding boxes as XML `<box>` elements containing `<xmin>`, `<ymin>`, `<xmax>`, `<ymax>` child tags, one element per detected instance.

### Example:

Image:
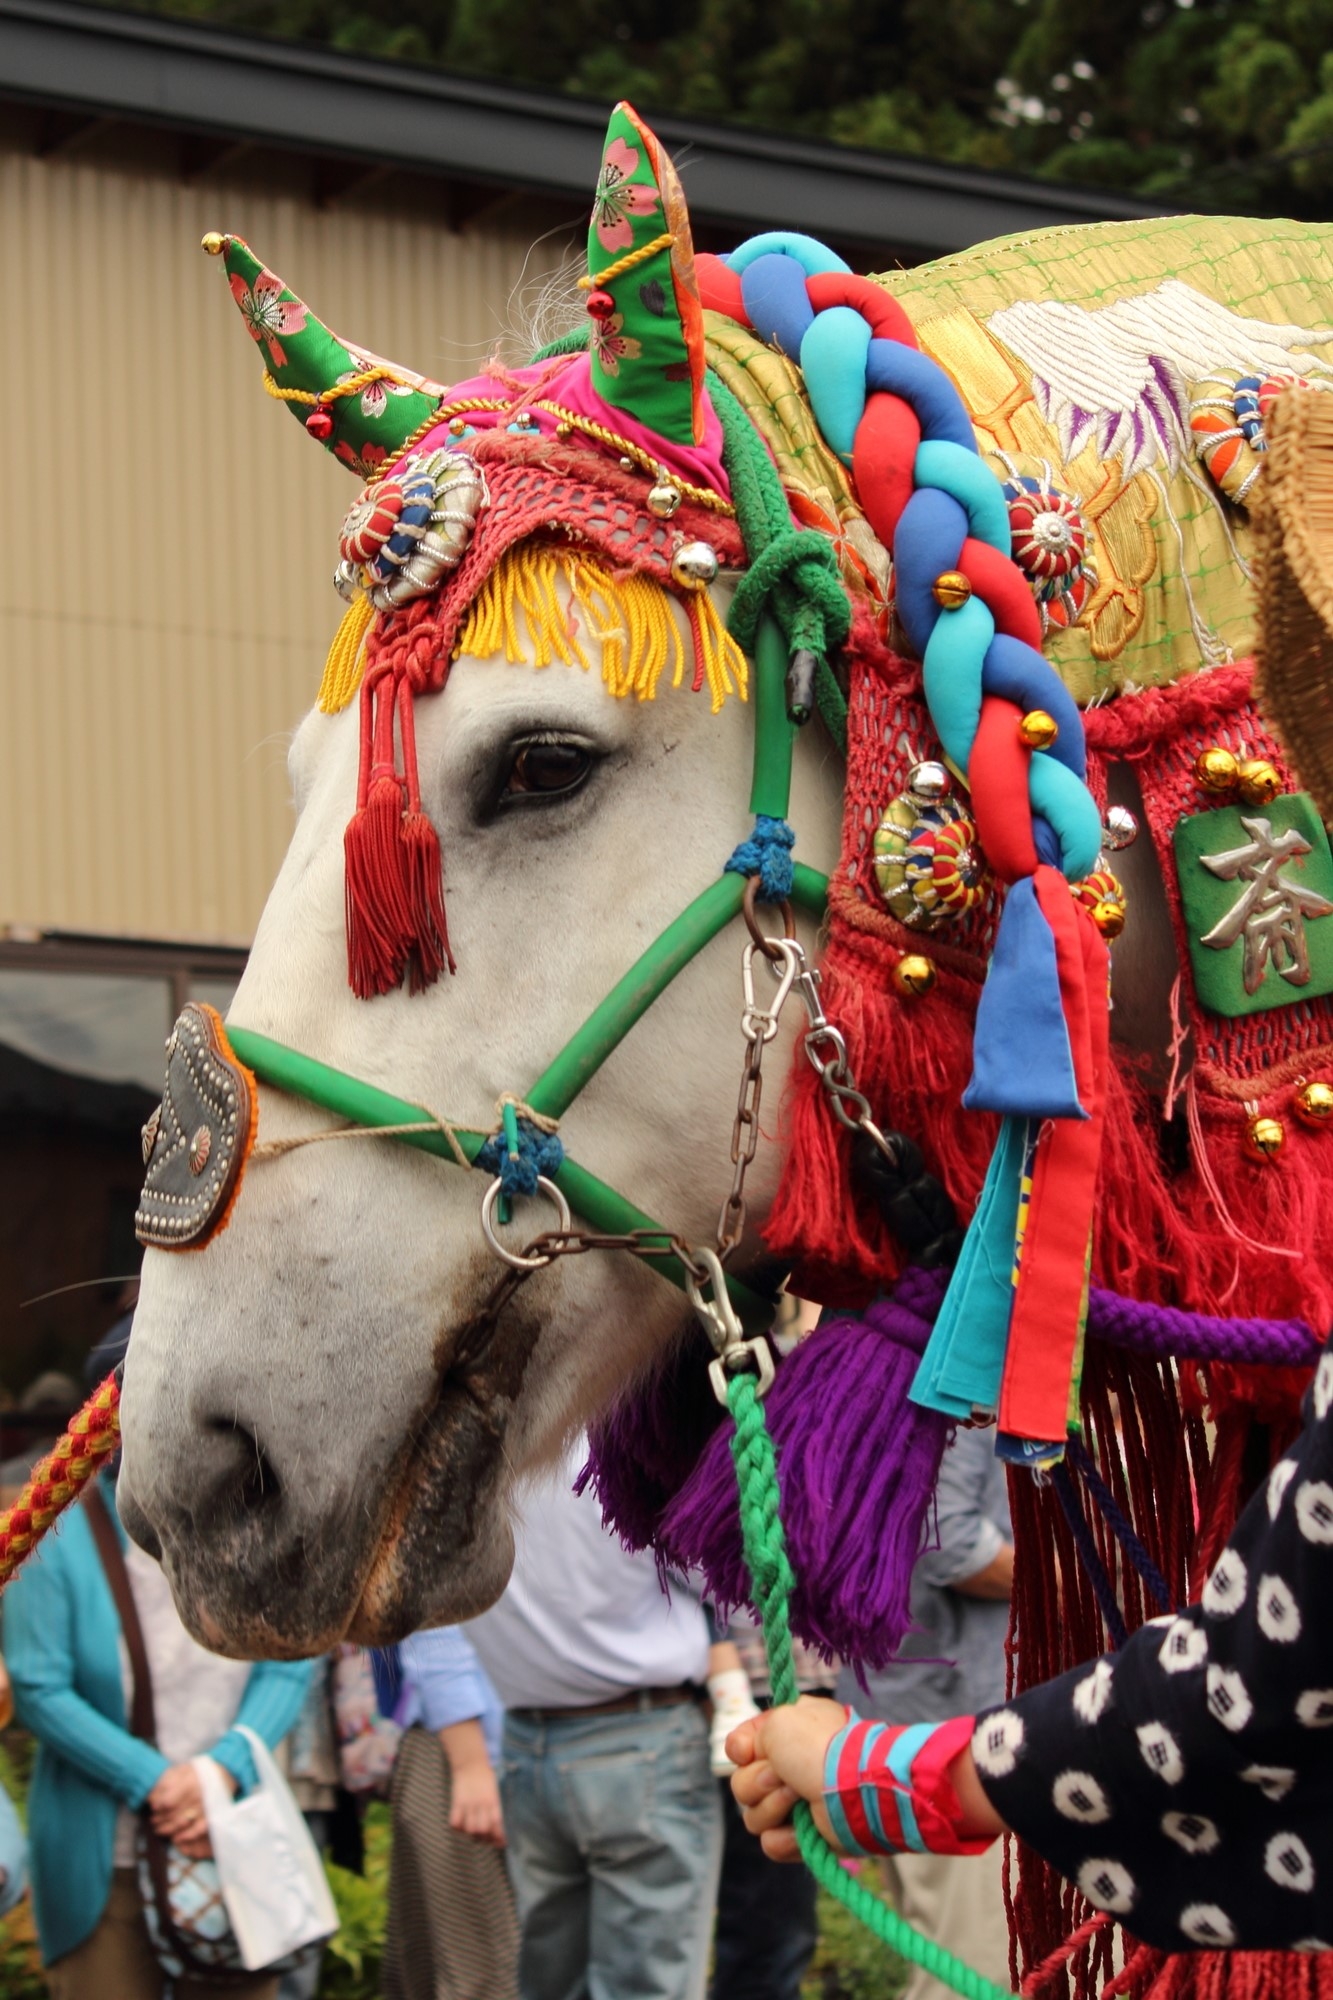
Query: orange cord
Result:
<box><xmin>0</xmin><ymin>1373</ymin><xmax>122</xmax><ymax>1589</ymax></box>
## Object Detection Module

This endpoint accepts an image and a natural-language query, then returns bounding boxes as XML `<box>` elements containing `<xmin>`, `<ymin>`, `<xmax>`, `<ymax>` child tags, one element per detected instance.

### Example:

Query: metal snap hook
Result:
<box><xmin>480</xmin><ymin>1175</ymin><xmax>572</xmax><ymax>1269</ymax></box>
<box><xmin>741</xmin><ymin>939</ymin><xmax>799</xmax><ymax>1044</ymax></box>
<box><xmin>684</xmin><ymin>1245</ymin><xmax>777</xmax><ymax>1404</ymax></box>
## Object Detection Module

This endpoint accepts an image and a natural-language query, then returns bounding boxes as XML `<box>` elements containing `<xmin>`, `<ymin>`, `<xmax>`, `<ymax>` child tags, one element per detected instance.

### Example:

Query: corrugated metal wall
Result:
<box><xmin>0</xmin><ymin>131</ymin><xmax>576</xmax><ymax>942</ymax></box>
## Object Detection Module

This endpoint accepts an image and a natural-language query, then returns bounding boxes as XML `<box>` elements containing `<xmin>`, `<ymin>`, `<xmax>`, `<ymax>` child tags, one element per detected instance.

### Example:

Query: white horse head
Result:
<box><xmin>118</xmin><ymin>581</ymin><xmax>843</xmax><ymax>1656</ymax></box>
<box><xmin>118</xmin><ymin>115</ymin><xmax>853</xmax><ymax>1652</ymax></box>
<box><xmin>117</xmin><ymin>106</ymin><xmax>1198</xmax><ymax>1666</ymax></box>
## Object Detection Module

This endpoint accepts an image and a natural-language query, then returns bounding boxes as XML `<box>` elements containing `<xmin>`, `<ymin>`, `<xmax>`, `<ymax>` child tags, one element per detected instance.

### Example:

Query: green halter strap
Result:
<box><xmin>227</xmin><ymin>616</ymin><xmax>826</xmax><ymax>1329</ymax></box>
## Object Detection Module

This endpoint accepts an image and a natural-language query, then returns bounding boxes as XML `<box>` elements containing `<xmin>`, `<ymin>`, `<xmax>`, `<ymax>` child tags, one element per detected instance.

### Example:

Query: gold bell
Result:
<box><xmin>1295</xmin><ymin>1080</ymin><xmax>1333</xmax><ymax>1130</ymax></box>
<box><xmin>1236</xmin><ymin>758</ymin><xmax>1283</xmax><ymax>806</ymax></box>
<box><xmin>1089</xmin><ymin>898</ymin><xmax>1127</xmax><ymax>940</ymax></box>
<box><xmin>1019</xmin><ymin>710</ymin><xmax>1059</xmax><ymax>751</ymax></box>
<box><xmin>201</xmin><ymin>231</ymin><xmax>226</xmax><ymax>256</ymax></box>
<box><xmin>1243</xmin><ymin>1114</ymin><xmax>1285</xmax><ymax>1163</ymax></box>
<box><xmin>892</xmin><ymin>954</ymin><xmax>937</xmax><ymax>998</ymax></box>
<box><xmin>1194</xmin><ymin>746</ymin><xmax>1240</xmax><ymax>796</ymax></box>
<box><xmin>932</xmin><ymin>571</ymin><xmax>972</xmax><ymax>611</ymax></box>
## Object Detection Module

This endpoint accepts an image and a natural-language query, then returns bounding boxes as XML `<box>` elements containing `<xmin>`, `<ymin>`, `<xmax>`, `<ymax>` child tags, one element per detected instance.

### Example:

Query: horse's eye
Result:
<box><xmin>501</xmin><ymin>740</ymin><xmax>594</xmax><ymax>801</ymax></box>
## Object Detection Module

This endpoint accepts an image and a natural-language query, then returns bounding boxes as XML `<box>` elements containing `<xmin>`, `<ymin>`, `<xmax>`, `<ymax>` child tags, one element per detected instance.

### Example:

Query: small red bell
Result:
<box><xmin>586</xmin><ymin>288</ymin><xmax>617</xmax><ymax>320</ymax></box>
<box><xmin>305</xmin><ymin>405</ymin><xmax>335</xmax><ymax>442</ymax></box>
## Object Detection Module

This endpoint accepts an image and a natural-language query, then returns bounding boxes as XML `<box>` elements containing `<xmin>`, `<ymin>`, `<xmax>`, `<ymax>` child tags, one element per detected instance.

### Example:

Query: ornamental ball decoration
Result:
<box><xmin>1294</xmin><ymin>1081</ymin><xmax>1333</xmax><ymax>1130</ymax></box>
<box><xmin>892</xmin><ymin>954</ymin><xmax>938</xmax><ymax>998</ymax></box>
<box><xmin>1195</xmin><ymin>746</ymin><xmax>1240</xmax><ymax>795</ymax></box>
<box><xmin>1243</xmin><ymin>1114</ymin><xmax>1286</xmax><ymax>1163</ymax></box>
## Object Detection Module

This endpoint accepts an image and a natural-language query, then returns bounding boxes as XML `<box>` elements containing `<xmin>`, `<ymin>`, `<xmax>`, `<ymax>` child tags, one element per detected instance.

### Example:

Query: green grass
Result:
<box><xmin>806</xmin><ymin>1862</ymin><xmax>910</xmax><ymax>2000</ymax></box>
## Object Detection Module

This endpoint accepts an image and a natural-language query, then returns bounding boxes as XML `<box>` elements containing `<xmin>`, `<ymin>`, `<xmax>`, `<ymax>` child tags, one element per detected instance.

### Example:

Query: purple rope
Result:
<box><xmin>861</xmin><ymin>1267</ymin><xmax>1318</xmax><ymax>1366</ymax></box>
<box><xmin>1066</xmin><ymin>1435</ymin><xmax>1173</xmax><ymax>1615</ymax></box>
<box><xmin>1086</xmin><ymin>1288</ymin><xmax>1319</xmax><ymax>1367</ymax></box>
<box><xmin>1050</xmin><ymin>1462</ymin><xmax>1131</xmax><ymax>1650</ymax></box>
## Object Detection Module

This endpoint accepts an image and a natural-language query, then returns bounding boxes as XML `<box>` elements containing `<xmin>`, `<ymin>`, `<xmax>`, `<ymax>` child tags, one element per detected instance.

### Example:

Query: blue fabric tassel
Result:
<box><xmin>910</xmin><ymin>1116</ymin><xmax>1029</xmax><ymax>1420</ymax></box>
<box><xmin>964</xmin><ymin>880</ymin><xmax>1085</xmax><ymax>1119</ymax></box>
<box><xmin>725</xmin><ymin>815</ymin><xmax>796</xmax><ymax>901</ymax></box>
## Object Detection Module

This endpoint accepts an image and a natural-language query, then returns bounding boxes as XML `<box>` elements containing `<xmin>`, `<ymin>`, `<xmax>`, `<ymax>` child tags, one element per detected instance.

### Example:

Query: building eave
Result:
<box><xmin>0</xmin><ymin>0</ymin><xmax>1172</xmax><ymax>255</ymax></box>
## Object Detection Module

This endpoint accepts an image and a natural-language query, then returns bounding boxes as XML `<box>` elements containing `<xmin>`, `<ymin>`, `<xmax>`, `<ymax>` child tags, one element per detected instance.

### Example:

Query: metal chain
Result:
<box><xmin>471</xmin><ymin>919</ymin><xmax>889</xmax><ymax>1406</ymax></box>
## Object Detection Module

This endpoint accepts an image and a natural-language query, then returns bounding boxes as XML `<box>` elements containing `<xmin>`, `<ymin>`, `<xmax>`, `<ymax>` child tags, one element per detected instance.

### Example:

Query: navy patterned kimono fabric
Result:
<box><xmin>973</xmin><ymin>1354</ymin><xmax>1333</xmax><ymax>1953</ymax></box>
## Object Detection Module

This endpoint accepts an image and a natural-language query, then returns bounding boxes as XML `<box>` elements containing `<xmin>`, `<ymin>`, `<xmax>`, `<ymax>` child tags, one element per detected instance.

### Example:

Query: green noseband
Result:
<box><xmin>227</xmin><ymin>618</ymin><xmax>829</xmax><ymax>1328</ymax></box>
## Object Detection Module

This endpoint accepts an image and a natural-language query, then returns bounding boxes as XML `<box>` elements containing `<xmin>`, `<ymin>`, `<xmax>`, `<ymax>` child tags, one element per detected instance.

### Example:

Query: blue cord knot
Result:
<box><xmin>724</xmin><ymin>815</ymin><xmax>796</xmax><ymax>901</ymax></box>
<box><xmin>476</xmin><ymin>1117</ymin><xmax>565</xmax><ymax>1197</ymax></box>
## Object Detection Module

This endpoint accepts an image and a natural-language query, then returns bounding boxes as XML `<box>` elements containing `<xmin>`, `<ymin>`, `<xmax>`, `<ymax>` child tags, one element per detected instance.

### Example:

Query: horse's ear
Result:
<box><xmin>202</xmin><ymin>233</ymin><xmax>439</xmax><ymax>474</ymax></box>
<box><xmin>586</xmin><ymin>104</ymin><xmax>707</xmax><ymax>448</ymax></box>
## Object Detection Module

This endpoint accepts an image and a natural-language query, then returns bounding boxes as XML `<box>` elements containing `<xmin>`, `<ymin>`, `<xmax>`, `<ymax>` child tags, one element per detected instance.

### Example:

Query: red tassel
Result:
<box><xmin>402</xmin><ymin>811</ymin><xmax>454</xmax><ymax>989</ymax></box>
<box><xmin>344</xmin><ymin>775</ymin><xmax>414</xmax><ymax>999</ymax></box>
<box><xmin>343</xmin><ymin>669</ymin><xmax>415</xmax><ymax>998</ymax></box>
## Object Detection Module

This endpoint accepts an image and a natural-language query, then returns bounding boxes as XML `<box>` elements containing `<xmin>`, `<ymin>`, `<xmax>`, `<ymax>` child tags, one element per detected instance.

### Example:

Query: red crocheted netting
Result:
<box><xmin>765</xmin><ymin>617</ymin><xmax>1331</xmax><ymax>2000</ymax></box>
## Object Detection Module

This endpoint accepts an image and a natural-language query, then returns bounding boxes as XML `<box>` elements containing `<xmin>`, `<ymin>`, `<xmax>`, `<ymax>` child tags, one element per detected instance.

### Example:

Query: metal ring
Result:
<box><xmin>480</xmin><ymin>1175</ymin><xmax>573</xmax><ymax>1270</ymax></box>
<box><xmin>741</xmin><ymin>876</ymin><xmax>797</xmax><ymax>962</ymax></box>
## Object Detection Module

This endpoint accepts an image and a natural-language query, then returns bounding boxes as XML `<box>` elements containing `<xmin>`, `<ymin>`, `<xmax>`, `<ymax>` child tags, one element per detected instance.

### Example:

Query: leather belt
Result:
<box><xmin>508</xmin><ymin>1683</ymin><xmax>702</xmax><ymax>1723</ymax></box>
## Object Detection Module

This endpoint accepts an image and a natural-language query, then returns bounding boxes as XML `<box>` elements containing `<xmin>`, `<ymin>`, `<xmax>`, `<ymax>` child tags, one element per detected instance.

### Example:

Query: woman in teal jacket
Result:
<box><xmin>2</xmin><ymin>1467</ymin><xmax>311</xmax><ymax>1994</ymax></box>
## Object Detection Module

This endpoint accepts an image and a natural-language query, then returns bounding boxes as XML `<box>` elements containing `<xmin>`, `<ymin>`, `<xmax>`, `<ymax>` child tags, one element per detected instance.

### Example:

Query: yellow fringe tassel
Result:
<box><xmin>317</xmin><ymin>595</ymin><xmax>375</xmax><ymax>714</ymax></box>
<box><xmin>455</xmin><ymin>546</ymin><xmax>747</xmax><ymax>710</ymax></box>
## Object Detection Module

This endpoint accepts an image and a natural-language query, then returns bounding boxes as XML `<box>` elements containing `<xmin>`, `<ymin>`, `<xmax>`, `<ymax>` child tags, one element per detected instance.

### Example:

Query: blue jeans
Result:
<box><xmin>501</xmin><ymin>1699</ymin><xmax>723</xmax><ymax>2000</ymax></box>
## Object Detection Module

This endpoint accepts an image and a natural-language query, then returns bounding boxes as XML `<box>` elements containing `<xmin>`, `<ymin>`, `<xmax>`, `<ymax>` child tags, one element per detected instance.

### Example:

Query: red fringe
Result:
<box><xmin>402</xmin><ymin>811</ymin><xmax>455</xmax><ymax>989</ymax></box>
<box><xmin>344</xmin><ymin>776</ymin><xmax>416</xmax><ymax>1000</ymax></box>
<box><xmin>763</xmin><ymin>913</ymin><xmax>995</xmax><ymax>1306</ymax></box>
<box><xmin>1124</xmin><ymin>1948</ymin><xmax>1332</xmax><ymax>2000</ymax></box>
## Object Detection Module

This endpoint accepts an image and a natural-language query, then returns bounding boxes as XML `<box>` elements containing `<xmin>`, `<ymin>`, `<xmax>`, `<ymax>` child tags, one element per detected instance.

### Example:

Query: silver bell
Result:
<box><xmin>647</xmin><ymin>478</ymin><xmax>683</xmax><ymax>519</ymax></box>
<box><xmin>1102</xmin><ymin>804</ymin><xmax>1139</xmax><ymax>850</ymax></box>
<box><xmin>906</xmin><ymin>760</ymin><xmax>951</xmax><ymax>804</ymax></box>
<box><xmin>671</xmin><ymin>541</ymin><xmax>720</xmax><ymax>590</ymax></box>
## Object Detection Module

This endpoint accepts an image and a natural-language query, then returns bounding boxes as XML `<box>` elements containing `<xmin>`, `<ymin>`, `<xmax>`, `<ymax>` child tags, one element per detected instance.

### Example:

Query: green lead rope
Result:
<box><xmin>725</xmin><ymin>1372</ymin><xmax>1019</xmax><ymax>2000</ymax></box>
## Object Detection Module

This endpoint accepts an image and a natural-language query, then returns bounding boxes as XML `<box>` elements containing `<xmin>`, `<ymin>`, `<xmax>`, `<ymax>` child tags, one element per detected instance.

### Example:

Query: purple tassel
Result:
<box><xmin>578</xmin><ymin>1321</ymin><xmax>728</xmax><ymax>1551</ymax></box>
<box><xmin>657</xmin><ymin>1272</ymin><xmax>950</xmax><ymax>1669</ymax></box>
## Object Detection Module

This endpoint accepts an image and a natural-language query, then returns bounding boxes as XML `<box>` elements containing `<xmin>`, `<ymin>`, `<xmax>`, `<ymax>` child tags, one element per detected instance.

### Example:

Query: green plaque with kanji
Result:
<box><xmin>1174</xmin><ymin>791</ymin><xmax>1333</xmax><ymax>1018</ymax></box>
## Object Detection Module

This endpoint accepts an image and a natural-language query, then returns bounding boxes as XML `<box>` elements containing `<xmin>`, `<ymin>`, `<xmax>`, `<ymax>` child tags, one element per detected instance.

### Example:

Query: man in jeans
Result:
<box><xmin>836</xmin><ymin>1423</ymin><xmax>1014</xmax><ymax>2000</ymax></box>
<box><xmin>466</xmin><ymin>1441</ymin><xmax>721</xmax><ymax>2000</ymax></box>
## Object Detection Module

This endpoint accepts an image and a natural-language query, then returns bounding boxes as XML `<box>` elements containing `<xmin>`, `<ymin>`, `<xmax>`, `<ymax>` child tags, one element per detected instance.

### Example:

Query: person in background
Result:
<box><xmin>831</xmin><ymin>1423</ymin><xmax>1013</xmax><ymax>2000</ymax></box>
<box><xmin>276</xmin><ymin>1658</ymin><xmax>342</xmax><ymax>2000</ymax></box>
<box><xmin>0</xmin><ymin>1320</ymin><xmax>313</xmax><ymax>2000</ymax></box>
<box><xmin>0</xmin><ymin>1653</ymin><xmax>27</xmax><ymax>1919</ymax></box>
<box><xmin>383</xmin><ymin>1625</ymin><xmax>516</xmax><ymax>2000</ymax></box>
<box><xmin>466</xmin><ymin>1441</ymin><xmax>722</xmax><ymax>2000</ymax></box>
<box><xmin>709</xmin><ymin>1617</ymin><xmax>835</xmax><ymax>2000</ymax></box>
<box><xmin>0</xmin><ymin>1371</ymin><xmax>80</xmax><ymax>1492</ymax></box>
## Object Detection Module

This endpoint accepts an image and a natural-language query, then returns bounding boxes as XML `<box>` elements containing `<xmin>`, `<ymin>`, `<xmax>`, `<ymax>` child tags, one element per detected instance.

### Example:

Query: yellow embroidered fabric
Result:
<box><xmin>880</xmin><ymin>214</ymin><xmax>1333</xmax><ymax>702</ymax></box>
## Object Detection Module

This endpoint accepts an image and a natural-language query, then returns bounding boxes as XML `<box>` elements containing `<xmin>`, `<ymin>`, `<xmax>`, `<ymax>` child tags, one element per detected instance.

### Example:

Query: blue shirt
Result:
<box><xmin>465</xmin><ymin>1443</ymin><xmax>710</xmax><ymax>1709</ymax></box>
<box><xmin>1</xmin><ymin>1477</ymin><xmax>312</xmax><ymax>1964</ymax></box>
<box><xmin>399</xmin><ymin>1627</ymin><xmax>503</xmax><ymax>1765</ymax></box>
<box><xmin>839</xmin><ymin>1424</ymin><xmax>1012</xmax><ymax>1725</ymax></box>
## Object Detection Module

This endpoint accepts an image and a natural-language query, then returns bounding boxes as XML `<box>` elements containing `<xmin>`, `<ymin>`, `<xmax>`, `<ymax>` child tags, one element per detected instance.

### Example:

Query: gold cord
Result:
<box><xmin>580</xmin><ymin>232</ymin><xmax>675</xmax><ymax>290</ymax></box>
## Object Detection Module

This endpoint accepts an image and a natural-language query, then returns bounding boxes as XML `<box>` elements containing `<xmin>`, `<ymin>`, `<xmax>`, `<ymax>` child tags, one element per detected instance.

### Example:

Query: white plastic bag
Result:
<box><xmin>195</xmin><ymin>1724</ymin><xmax>339</xmax><ymax>1971</ymax></box>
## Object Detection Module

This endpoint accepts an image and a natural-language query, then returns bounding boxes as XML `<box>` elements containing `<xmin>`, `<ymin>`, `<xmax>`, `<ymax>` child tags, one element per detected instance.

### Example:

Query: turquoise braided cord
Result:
<box><xmin>725</xmin><ymin>1372</ymin><xmax>1018</xmax><ymax>2000</ymax></box>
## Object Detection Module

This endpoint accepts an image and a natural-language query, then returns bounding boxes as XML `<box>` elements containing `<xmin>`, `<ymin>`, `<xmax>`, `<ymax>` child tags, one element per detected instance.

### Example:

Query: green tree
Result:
<box><xmin>90</xmin><ymin>0</ymin><xmax>1333</xmax><ymax>214</ymax></box>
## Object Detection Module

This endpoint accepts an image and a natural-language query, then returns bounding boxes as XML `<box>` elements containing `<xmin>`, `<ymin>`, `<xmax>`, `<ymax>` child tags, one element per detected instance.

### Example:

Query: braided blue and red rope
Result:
<box><xmin>699</xmin><ymin>235</ymin><xmax>1107</xmax><ymax>1454</ymax></box>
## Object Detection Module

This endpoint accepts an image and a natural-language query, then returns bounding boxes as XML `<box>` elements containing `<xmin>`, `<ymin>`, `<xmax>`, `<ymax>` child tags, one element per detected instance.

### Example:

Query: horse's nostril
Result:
<box><xmin>203</xmin><ymin>1417</ymin><xmax>284</xmax><ymax>1517</ymax></box>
